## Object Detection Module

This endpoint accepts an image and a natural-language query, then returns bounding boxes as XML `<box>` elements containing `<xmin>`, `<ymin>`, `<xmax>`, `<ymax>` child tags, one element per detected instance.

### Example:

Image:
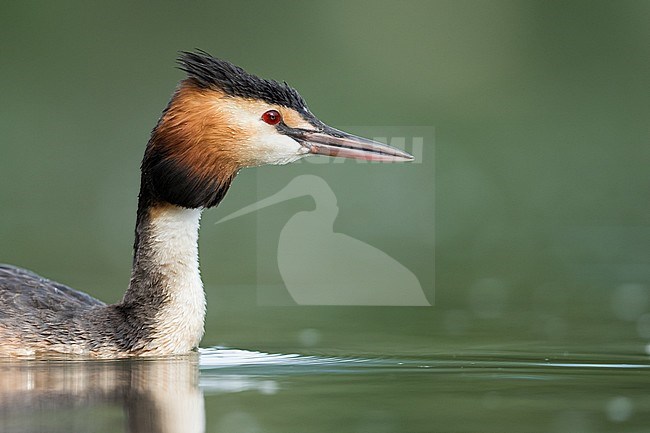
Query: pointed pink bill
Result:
<box><xmin>291</xmin><ymin>126</ymin><xmax>415</xmax><ymax>162</ymax></box>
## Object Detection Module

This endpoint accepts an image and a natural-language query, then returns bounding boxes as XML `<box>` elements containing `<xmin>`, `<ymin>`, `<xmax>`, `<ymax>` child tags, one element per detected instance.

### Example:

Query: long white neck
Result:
<box><xmin>122</xmin><ymin>204</ymin><xmax>206</xmax><ymax>355</ymax></box>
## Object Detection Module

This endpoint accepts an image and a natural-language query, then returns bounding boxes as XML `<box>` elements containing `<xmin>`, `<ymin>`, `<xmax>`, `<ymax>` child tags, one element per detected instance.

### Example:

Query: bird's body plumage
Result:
<box><xmin>0</xmin><ymin>263</ymin><xmax>106</xmax><ymax>356</ymax></box>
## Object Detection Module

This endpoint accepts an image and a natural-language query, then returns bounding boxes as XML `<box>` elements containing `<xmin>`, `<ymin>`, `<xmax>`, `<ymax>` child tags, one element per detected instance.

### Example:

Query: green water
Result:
<box><xmin>1</xmin><ymin>344</ymin><xmax>650</xmax><ymax>432</ymax></box>
<box><xmin>1</xmin><ymin>1</ymin><xmax>649</xmax><ymax>432</ymax></box>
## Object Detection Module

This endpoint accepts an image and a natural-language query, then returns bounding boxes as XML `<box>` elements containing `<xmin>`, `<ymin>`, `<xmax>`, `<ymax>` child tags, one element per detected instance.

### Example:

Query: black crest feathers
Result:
<box><xmin>177</xmin><ymin>50</ymin><xmax>309</xmax><ymax>113</ymax></box>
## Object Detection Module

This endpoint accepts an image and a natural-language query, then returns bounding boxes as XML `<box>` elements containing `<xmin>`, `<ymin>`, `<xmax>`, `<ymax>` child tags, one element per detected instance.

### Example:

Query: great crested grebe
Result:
<box><xmin>0</xmin><ymin>51</ymin><xmax>413</xmax><ymax>358</ymax></box>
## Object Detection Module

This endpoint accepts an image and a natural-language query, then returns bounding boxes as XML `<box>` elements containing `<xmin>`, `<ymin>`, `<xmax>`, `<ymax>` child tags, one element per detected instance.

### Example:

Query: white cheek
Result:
<box><xmin>256</xmin><ymin>131</ymin><xmax>308</xmax><ymax>165</ymax></box>
<box><xmin>222</xmin><ymin>101</ymin><xmax>310</xmax><ymax>166</ymax></box>
<box><xmin>242</xmin><ymin>115</ymin><xmax>309</xmax><ymax>165</ymax></box>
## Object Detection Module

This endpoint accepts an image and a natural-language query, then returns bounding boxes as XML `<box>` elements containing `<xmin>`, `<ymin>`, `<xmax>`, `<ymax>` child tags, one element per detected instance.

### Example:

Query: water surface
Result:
<box><xmin>1</xmin><ymin>346</ymin><xmax>649</xmax><ymax>432</ymax></box>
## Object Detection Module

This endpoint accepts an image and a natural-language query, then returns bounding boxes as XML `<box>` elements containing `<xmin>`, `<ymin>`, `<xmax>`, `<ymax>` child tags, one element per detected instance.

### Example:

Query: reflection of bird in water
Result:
<box><xmin>218</xmin><ymin>175</ymin><xmax>429</xmax><ymax>306</ymax></box>
<box><xmin>0</xmin><ymin>356</ymin><xmax>205</xmax><ymax>433</ymax></box>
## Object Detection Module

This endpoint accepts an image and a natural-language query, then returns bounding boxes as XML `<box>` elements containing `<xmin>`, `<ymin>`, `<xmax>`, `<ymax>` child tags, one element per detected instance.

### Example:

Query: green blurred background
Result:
<box><xmin>0</xmin><ymin>1</ymin><xmax>648</xmax><ymax>355</ymax></box>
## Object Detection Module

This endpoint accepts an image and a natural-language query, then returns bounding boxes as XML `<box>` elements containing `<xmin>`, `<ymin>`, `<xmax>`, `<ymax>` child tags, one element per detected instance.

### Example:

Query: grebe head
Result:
<box><xmin>141</xmin><ymin>50</ymin><xmax>413</xmax><ymax>209</ymax></box>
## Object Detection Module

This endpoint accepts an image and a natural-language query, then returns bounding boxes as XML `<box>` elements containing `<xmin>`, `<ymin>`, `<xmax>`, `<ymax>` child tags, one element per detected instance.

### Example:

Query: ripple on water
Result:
<box><xmin>198</xmin><ymin>346</ymin><xmax>650</xmax><ymax>375</ymax></box>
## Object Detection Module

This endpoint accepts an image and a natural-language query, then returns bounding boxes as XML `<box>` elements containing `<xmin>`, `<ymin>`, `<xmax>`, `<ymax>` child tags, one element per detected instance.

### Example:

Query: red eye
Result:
<box><xmin>262</xmin><ymin>109</ymin><xmax>282</xmax><ymax>125</ymax></box>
